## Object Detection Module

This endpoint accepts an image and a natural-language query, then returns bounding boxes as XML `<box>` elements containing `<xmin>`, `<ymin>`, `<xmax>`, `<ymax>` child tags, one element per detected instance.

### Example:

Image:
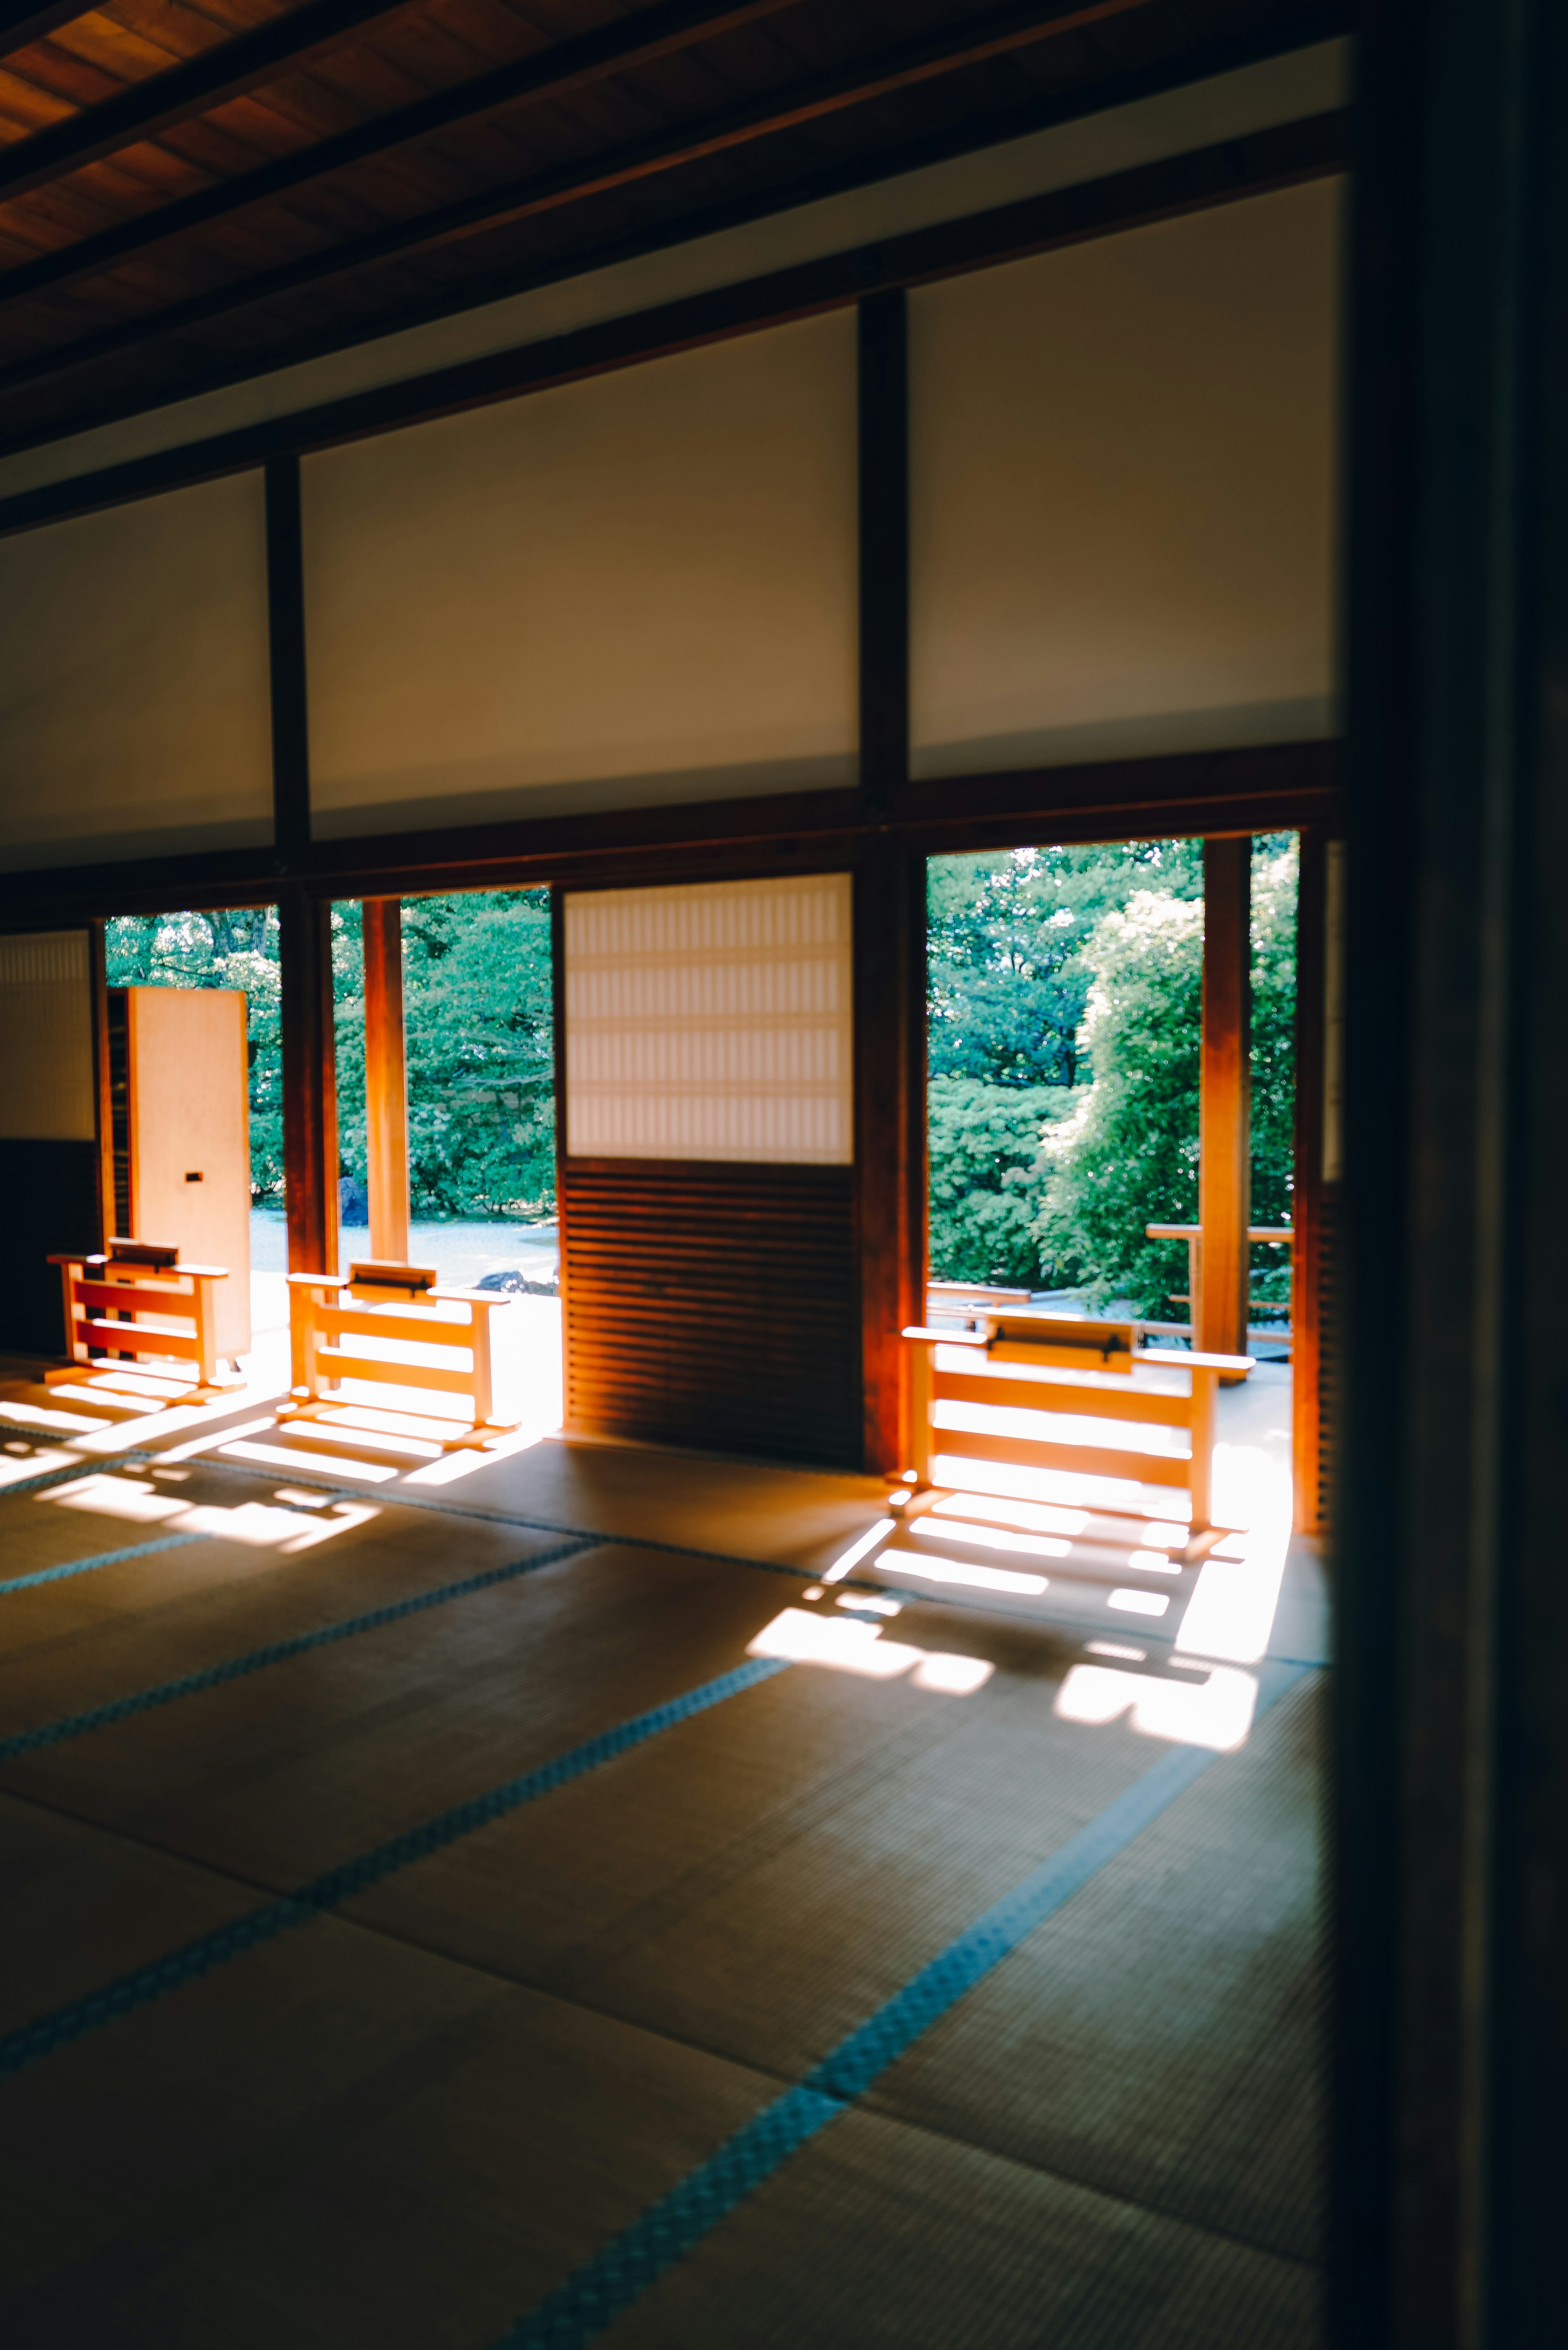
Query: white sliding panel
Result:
<box><xmin>0</xmin><ymin>930</ymin><xmax>94</xmax><ymax>1139</ymax></box>
<box><xmin>0</xmin><ymin>476</ymin><xmax>272</xmax><ymax>869</ymax></box>
<box><xmin>910</xmin><ymin>177</ymin><xmax>1341</xmax><ymax>777</ymax></box>
<box><xmin>564</xmin><ymin>873</ymin><xmax>853</xmax><ymax>1164</ymax></box>
<box><xmin>304</xmin><ymin>312</ymin><xmax>857</xmax><ymax>838</ymax></box>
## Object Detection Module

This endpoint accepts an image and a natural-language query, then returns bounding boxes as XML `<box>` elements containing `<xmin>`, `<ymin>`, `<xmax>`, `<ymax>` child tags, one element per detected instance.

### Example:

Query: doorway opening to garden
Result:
<box><xmin>882</xmin><ymin>832</ymin><xmax>1318</xmax><ymax>1705</ymax></box>
<box><xmin>104</xmin><ymin>905</ymin><xmax>283</xmax><ymax>1394</ymax></box>
<box><xmin>331</xmin><ymin>886</ymin><xmax>560</xmax><ymax>1445</ymax></box>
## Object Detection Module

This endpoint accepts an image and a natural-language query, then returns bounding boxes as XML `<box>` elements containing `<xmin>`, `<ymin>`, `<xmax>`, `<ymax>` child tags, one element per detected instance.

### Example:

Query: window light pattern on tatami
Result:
<box><xmin>564</xmin><ymin>873</ymin><xmax>853</xmax><ymax>1163</ymax></box>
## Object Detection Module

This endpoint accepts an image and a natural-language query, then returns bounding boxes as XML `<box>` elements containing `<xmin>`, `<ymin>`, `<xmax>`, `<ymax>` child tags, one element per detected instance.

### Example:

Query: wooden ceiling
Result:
<box><xmin>0</xmin><ymin>0</ymin><xmax>1350</xmax><ymax>454</ymax></box>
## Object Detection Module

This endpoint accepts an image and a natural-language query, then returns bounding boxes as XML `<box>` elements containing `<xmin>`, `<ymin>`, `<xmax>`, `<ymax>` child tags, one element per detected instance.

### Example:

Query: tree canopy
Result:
<box><xmin>927</xmin><ymin>836</ymin><xmax>1297</xmax><ymax>1315</ymax></box>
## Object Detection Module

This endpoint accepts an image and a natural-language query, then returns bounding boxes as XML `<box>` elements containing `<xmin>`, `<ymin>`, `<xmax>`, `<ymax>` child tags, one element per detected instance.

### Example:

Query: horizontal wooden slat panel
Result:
<box><xmin>313</xmin><ymin>1347</ymin><xmax>474</xmax><ymax>1394</ymax></box>
<box><xmin>561</xmin><ymin>1157</ymin><xmax>859</xmax><ymax>1467</ymax></box>
<box><xmin>74</xmin><ymin>1316</ymin><xmax>201</xmax><ymax>1358</ymax></box>
<box><xmin>933</xmin><ymin>1369</ymin><xmax>1193</xmax><ymax>1425</ymax></box>
<box><xmin>316</xmin><ymin>1304</ymin><xmax>476</xmax><ymax>1348</ymax></box>
<box><xmin>938</xmin><ymin>1427</ymin><xmax>1191</xmax><ymax>1488</ymax></box>
<box><xmin>74</xmin><ymin>1279</ymin><xmax>204</xmax><ymax>1315</ymax></box>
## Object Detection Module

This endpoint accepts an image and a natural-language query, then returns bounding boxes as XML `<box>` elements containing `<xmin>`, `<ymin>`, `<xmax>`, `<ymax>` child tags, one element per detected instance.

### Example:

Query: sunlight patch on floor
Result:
<box><xmin>748</xmin><ymin>1607</ymin><xmax>993</xmax><ymax>1693</ymax></box>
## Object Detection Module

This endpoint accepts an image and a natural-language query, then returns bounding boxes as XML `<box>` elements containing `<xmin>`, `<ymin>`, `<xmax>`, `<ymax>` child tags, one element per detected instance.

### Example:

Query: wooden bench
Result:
<box><xmin>281</xmin><ymin>1261</ymin><xmax>517</xmax><ymax>1449</ymax></box>
<box><xmin>901</xmin><ymin>1312</ymin><xmax>1254</xmax><ymax>1560</ymax></box>
<box><xmin>47</xmin><ymin>1242</ymin><xmax>234</xmax><ymax>1403</ymax></box>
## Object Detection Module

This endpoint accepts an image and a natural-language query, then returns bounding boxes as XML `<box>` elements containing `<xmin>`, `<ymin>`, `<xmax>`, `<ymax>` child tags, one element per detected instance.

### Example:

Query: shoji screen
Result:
<box><xmin>564</xmin><ymin>874</ymin><xmax>853</xmax><ymax>1163</ymax></box>
<box><xmin>909</xmin><ymin>177</ymin><xmax>1341</xmax><ymax>777</ymax></box>
<box><xmin>303</xmin><ymin>312</ymin><xmax>858</xmax><ymax>839</ymax></box>
<box><xmin>0</xmin><ymin>477</ymin><xmax>272</xmax><ymax>869</ymax></box>
<box><xmin>559</xmin><ymin>874</ymin><xmax>860</xmax><ymax>1467</ymax></box>
<box><xmin>0</xmin><ymin>930</ymin><xmax>101</xmax><ymax>1351</ymax></box>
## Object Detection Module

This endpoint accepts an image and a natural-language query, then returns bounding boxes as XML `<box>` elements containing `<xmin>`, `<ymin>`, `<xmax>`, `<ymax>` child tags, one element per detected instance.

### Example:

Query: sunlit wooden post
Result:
<box><xmin>1198</xmin><ymin>837</ymin><xmax>1251</xmax><ymax>1363</ymax></box>
<box><xmin>362</xmin><ymin>898</ymin><xmax>410</xmax><ymax>1265</ymax></box>
<box><xmin>279</xmin><ymin>888</ymin><xmax>338</xmax><ymax>1278</ymax></box>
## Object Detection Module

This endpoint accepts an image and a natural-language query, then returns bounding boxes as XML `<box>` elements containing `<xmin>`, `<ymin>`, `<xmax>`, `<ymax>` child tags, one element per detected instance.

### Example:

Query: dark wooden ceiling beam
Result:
<box><xmin>0</xmin><ymin>2</ymin><xmax>94</xmax><ymax>65</ymax></box>
<box><xmin>0</xmin><ymin>107</ymin><xmax>1348</xmax><ymax>533</ymax></box>
<box><xmin>0</xmin><ymin>0</ymin><xmax>1167</xmax><ymax>383</ymax></box>
<box><xmin>0</xmin><ymin>0</ymin><xmax>808</xmax><ymax>298</ymax></box>
<box><xmin>0</xmin><ymin>0</ymin><xmax>431</xmax><ymax>203</ymax></box>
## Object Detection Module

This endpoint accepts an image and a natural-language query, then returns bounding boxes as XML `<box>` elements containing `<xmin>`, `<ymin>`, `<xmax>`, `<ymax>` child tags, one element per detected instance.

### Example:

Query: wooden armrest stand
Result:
<box><xmin>899</xmin><ymin>1314</ymin><xmax>1253</xmax><ymax>1565</ymax></box>
<box><xmin>281</xmin><ymin>1267</ymin><xmax>517</xmax><ymax>1449</ymax></box>
<box><xmin>47</xmin><ymin>1251</ymin><xmax>237</xmax><ymax>1404</ymax></box>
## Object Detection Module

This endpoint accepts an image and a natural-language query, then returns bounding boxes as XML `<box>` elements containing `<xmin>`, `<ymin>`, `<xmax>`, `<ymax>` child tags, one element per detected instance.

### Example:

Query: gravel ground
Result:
<box><xmin>249</xmin><ymin>1207</ymin><xmax>557</xmax><ymax>1288</ymax></box>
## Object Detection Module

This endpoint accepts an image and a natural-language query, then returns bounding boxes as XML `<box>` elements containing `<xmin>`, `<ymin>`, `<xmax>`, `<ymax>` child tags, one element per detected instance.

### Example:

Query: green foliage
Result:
<box><xmin>1032</xmin><ymin>888</ymin><xmax>1204</xmax><ymax>1311</ymax></box>
<box><xmin>105</xmin><ymin>906</ymin><xmax>285</xmax><ymax>1197</ymax></box>
<box><xmin>927</xmin><ymin>840</ymin><xmax>1201</xmax><ymax>1088</ymax></box>
<box><xmin>106</xmin><ymin>889</ymin><xmax>556</xmax><ymax>1217</ymax></box>
<box><xmin>927</xmin><ymin>835</ymin><xmax>1298</xmax><ymax>1315</ymax></box>
<box><xmin>927</xmin><ymin>1077</ymin><xmax>1072</xmax><ymax>1284</ymax></box>
<box><xmin>398</xmin><ymin>890</ymin><xmax>555</xmax><ymax>1217</ymax></box>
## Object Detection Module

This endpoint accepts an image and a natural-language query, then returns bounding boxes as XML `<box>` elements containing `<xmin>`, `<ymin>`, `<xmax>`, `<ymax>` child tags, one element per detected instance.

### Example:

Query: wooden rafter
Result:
<box><xmin>0</xmin><ymin>0</ymin><xmax>798</xmax><ymax>212</ymax></box>
<box><xmin>0</xmin><ymin>0</ymin><xmax>1169</xmax><ymax>384</ymax></box>
<box><xmin>0</xmin><ymin>1</ymin><xmax>94</xmax><ymax>65</ymax></box>
<box><xmin>0</xmin><ymin>0</ymin><xmax>424</xmax><ymax>198</ymax></box>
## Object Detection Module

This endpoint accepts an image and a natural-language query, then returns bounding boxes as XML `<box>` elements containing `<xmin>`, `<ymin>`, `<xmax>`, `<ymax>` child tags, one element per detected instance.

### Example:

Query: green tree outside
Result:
<box><xmin>926</xmin><ymin>835</ymin><xmax>1297</xmax><ymax>1316</ymax></box>
<box><xmin>106</xmin><ymin>888</ymin><xmax>555</xmax><ymax>1217</ymax></box>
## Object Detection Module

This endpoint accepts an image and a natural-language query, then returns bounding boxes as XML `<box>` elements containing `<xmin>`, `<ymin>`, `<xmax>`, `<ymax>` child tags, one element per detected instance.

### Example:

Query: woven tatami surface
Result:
<box><xmin>0</xmin><ymin>1418</ymin><xmax>1322</xmax><ymax>2347</ymax></box>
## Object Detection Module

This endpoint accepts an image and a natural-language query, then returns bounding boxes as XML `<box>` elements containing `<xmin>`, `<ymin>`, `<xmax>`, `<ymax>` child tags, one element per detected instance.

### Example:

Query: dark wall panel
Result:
<box><xmin>561</xmin><ymin>1158</ymin><xmax>861</xmax><ymax>1469</ymax></box>
<box><xmin>0</xmin><ymin>1139</ymin><xmax>101</xmax><ymax>1355</ymax></box>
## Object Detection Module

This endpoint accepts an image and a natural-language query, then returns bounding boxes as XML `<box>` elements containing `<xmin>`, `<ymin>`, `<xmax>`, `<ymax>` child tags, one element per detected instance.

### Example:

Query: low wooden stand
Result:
<box><xmin>281</xmin><ymin>1262</ymin><xmax>517</xmax><ymax>1450</ymax></box>
<box><xmin>900</xmin><ymin>1312</ymin><xmax>1254</xmax><ymax>1562</ymax></box>
<box><xmin>47</xmin><ymin>1245</ymin><xmax>235</xmax><ymax>1405</ymax></box>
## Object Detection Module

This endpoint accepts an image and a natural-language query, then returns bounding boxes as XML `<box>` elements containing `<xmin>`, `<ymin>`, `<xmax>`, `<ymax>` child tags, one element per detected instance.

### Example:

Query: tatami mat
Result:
<box><xmin>608</xmin><ymin>2105</ymin><xmax>1320</xmax><ymax>2350</ymax></box>
<box><xmin>865</xmin><ymin>1675</ymin><xmax>1325</xmax><ymax>2263</ymax></box>
<box><xmin>0</xmin><ymin>1426</ymin><xmax>1325</xmax><ymax>2348</ymax></box>
<box><xmin>0</xmin><ymin>1928</ymin><xmax>779</xmax><ymax>2348</ymax></box>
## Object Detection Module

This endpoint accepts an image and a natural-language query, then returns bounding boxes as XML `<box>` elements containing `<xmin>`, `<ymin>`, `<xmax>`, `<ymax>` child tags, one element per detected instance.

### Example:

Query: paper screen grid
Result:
<box><xmin>0</xmin><ymin>929</ymin><xmax>95</xmax><ymax>1141</ymax></box>
<box><xmin>564</xmin><ymin>874</ymin><xmax>853</xmax><ymax>1164</ymax></box>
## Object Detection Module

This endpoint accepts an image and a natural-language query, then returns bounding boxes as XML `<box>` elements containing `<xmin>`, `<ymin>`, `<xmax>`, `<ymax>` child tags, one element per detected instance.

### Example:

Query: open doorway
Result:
<box><xmin>878</xmin><ymin>832</ymin><xmax>1316</xmax><ymax>1690</ymax></box>
<box><xmin>104</xmin><ymin>905</ymin><xmax>284</xmax><ymax>1395</ymax></box>
<box><xmin>327</xmin><ymin>886</ymin><xmax>560</xmax><ymax>1447</ymax></box>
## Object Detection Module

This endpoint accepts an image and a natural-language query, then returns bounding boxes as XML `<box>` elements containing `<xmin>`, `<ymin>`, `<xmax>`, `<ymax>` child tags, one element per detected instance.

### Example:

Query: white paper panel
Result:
<box><xmin>0</xmin><ymin>930</ymin><xmax>95</xmax><ymax>1139</ymax></box>
<box><xmin>565</xmin><ymin>874</ymin><xmax>853</xmax><ymax>1164</ymax></box>
<box><xmin>910</xmin><ymin>178</ymin><xmax>1341</xmax><ymax>777</ymax></box>
<box><xmin>0</xmin><ymin>475</ymin><xmax>272</xmax><ymax>870</ymax></box>
<box><xmin>305</xmin><ymin>313</ymin><xmax>858</xmax><ymax>838</ymax></box>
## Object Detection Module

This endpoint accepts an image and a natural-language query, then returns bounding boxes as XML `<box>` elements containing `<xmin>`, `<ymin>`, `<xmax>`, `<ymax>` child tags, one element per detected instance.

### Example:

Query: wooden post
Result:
<box><xmin>362</xmin><ymin>898</ymin><xmax>410</xmax><ymax>1264</ymax></box>
<box><xmin>279</xmin><ymin>889</ymin><xmax>338</xmax><ymax>1277</ymax></box>
<box><xmin>855</xmin><ymin>839</ymin><xmax>919</xmax><ymax>1476</ymax></box>
<box><xmin>468</xmin><ymin>1295</ymin><xmax>496</xmax><ymax>1429</ymax></box>
<box><xmin>906</xmin><ymin>1334</ymin><xmax>934</xmax><ymax>1488</ymax></box>
<box><xmin>1199</xmin><ymin>837</ymin><xmax>1252</xmax><ymax>1362</ymax></box>
<box><xmin>1187</xmin><ymin>1364</ymin><xmax>1218</xmax><ymax>1535</ymax></box>
<box><xmin>1292</xmin><ymin>826</ymin><xmax>1328</xmax><ymax>1533</ymax></box>
<box><xmin>855</xmin><ymin>288</ymin><xmax>919</xmax><ymax>1475</ymax></box>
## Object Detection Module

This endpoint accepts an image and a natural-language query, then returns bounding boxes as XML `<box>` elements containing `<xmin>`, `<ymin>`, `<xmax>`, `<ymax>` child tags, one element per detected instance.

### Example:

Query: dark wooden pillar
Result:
<box><xmin>858</xmin><ymin>289</ymin><xmax>908</xmax><ymax>821</ymax></box>
<box><xmin>1337</xmin><ymin>3</ymin><xmax>1568</xmax><ymax>2344</ymax></box>
<box><xmin>1290</xmin><ymin>825</ymin><xmax>1328</xmax><ymax>1535</ymax></box>
<box><xmin>362</xmin><ymin>898</ymin><xmax>409</xmax><ymax>1263</ymax></box>
<box><xmin>279</xmin><ymin>889</ymin><xmax>336</xmax><ymax>1276</ymax></box>
<box><xmin>1198</xmin><ymin>836</ymin><xmax>1251</xmax><ymax>1359</ymax></box>
<box><xmin>87</xmin><ymin>916</ymin><xmax>112</xmax><ymax>1251</ymax></box>
<box><xmin>265</xmin><ymin>454</ymin><xmax>310</xmax><ymax>868</ymax></box>
<box><xmin>855</xmin><ymin>285</ymin><xmax>919</xmax><ymax>1473</ymax></box>
<box><xmin>854</xmin><ymin>841</ymin><xmax>922</xmax><ymax>1476</ymax></box>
